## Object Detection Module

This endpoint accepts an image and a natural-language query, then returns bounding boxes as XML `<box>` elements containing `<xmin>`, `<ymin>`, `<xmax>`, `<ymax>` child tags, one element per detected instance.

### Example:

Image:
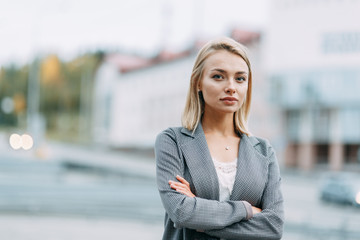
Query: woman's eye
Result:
<box><xmin>212</xmin><ymin>74</ymin><xmax>223</xmax><ymax>80</ymax></box>
<box><xmin>236</xmin><ymin>77</ymin><xmax>246</xmax><ymax>82</ymax></box>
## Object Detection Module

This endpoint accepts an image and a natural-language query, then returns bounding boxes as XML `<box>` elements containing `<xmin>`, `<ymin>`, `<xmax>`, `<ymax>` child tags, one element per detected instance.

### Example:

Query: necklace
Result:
<box><xmin>225</xmin><ymin>146</ymin><xmax>230</xmax><ymax>150</ymax></box>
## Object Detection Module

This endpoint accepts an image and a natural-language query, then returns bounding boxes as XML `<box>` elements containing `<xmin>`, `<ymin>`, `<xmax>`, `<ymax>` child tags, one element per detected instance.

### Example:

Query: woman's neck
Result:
<box><xmin>201</xmin><ymin>111</ymin><xmax>236</xmax><ymax>137</ymax></box>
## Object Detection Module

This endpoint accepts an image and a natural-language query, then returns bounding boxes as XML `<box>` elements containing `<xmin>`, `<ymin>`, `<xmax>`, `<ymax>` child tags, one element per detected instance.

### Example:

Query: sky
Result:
<box><xmin>0</xmin><ymin>0</ymin><xmax>269</xmax><ymax>65</ymax></box>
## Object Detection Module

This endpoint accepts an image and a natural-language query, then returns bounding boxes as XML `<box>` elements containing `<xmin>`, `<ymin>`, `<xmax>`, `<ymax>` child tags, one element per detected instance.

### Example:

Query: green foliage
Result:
<box><xmin>0</xmin><ymin>51</ymin><xmax>104</xmax><ymax>142</ymax></box>
<box><xmin>0</xmin><ymin>64</ymin><xmax>29</xmax><ymax>126</ymax></box>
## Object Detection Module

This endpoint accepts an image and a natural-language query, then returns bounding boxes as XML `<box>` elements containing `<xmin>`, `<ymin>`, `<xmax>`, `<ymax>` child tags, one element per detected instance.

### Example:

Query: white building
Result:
<box><xmin>92</xmin><ymin>51</ymin><xmax>194</xmax><ymax>148</ymax></box>
<box><xmin>108</xmin><ymin>54</ymin><xmax>194</xmax><ymax>148</ymax></box>
<box><xmin>264</xmin><ymin>0</ymin><xmax>360</xmax><ymax>170</ymax></box>
<box><xmin>93</xmin><ymin>31</ymin><xmax>284</xmax><ymax>163</ymax></box>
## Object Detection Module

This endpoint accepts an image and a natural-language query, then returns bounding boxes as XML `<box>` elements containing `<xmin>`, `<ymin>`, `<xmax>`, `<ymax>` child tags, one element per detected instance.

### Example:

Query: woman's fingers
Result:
<box><xmin>169</xmin><ymin>182</ymin><xmax>186</xmax><ymax>192</ymax></box>
<box><xmin>169</xmin><ymin>181</ymin><xmax>183</xmax><ymax>189</ymax></box>
<box><xmin>169</xmin><ymin>181</ymin><xmax>188</xmax><ymax>191</ymax></box>
<box><xmin>176</xmin><ymin>175</ymin><xmax>190</xmax><ymax>186</ymax></box>
<box><xmin>176</xmin><ymin>189</ymin><xmax>194</xmax><ymax>198</ymax></box>
<box><xmin>174</xmin><ymin>186</ymin><xmax>195</xmax><ymax>198</ymax></box>
<box><xmin>168</xmin><ymin>177</ymin><xmax>195</xmax><ymax>198</ymax></box>
<box><xmin>252</xmin><ymin>206</ymin><xmax>262</xmax><ymax>214</ymax></box>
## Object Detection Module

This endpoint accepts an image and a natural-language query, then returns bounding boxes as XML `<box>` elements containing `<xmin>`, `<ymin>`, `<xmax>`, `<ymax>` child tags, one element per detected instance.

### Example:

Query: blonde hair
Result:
<box><xmin>181</xmin><ymin>37</ymin><xmax>252</xmax><ymax>136</ymax></box>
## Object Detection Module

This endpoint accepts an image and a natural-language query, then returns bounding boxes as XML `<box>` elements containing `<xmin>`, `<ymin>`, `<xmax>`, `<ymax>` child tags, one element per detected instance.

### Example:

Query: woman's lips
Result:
<box><xmin>221</xmin><ymin>97</ymin><xmax>238</xmax><ymax>101</ymax></box>
<box><xmin>220</xmin><ymin>97</ymin><xmax>238</xmax><ymax>104</ymax></box>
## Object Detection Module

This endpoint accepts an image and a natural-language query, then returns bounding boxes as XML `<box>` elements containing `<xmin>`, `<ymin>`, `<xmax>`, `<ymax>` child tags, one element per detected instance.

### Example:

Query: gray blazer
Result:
<box><xmin>155</xmin><ymin>124</ymin><xmax>284</xmax><ymax>240</ymax></box>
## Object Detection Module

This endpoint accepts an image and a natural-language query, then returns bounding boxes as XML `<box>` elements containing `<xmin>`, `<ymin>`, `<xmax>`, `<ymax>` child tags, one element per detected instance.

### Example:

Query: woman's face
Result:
<box><xmin>199</xmin><ymin>50</ymin><xmax>249</xmax><ymax>115</ymax></box>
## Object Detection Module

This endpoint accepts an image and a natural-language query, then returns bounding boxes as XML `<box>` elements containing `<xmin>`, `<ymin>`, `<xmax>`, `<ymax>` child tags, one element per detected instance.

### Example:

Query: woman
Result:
<box><xmin>155</xmin><ymin>37</ymin><xmax>284</xmax><ymax>240</ymax></box>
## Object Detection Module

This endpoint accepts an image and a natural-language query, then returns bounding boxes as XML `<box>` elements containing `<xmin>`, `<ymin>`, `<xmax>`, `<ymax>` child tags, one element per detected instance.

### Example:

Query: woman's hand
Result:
<box><xmin>252</xmin><ymin>206</ymin><xmax>262</xmax><ymax>215</ymax></box>
<box><xmin>169</xmin><ymin>175</ymin><xmax>195</xmax><ymax>198</ymax></box>
<box><xmin>169</xmin><ymin>176</ymin><xmax>261</xmax><ymax>215</ymax></box>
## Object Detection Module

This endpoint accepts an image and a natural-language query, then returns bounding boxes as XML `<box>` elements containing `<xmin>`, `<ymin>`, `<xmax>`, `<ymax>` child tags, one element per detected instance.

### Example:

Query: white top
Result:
<box><xmin>212</xmin><ymin>157</ymin><xmax>238</xmax><ymax>201</ymax></box>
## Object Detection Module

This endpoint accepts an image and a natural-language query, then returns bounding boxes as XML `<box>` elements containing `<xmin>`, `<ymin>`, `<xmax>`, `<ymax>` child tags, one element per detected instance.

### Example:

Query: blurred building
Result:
<box><xmin>264</xmin><ymin>0</ymin><xmax>360</xmax><ymax>170</ymax></box>
<box><xmin>93</xmin><ymin>50</ymin><xmax>193</xmax><ymax>148</ymax></box>
<box><xmin>93</xmin><ymin>30</ymin><xmax>284</xmax><ymax>159</ymax></box>
<box><xmin>92</xmin><ymin>54</ymin><xmax>154</xmax><ymax>145</ymax></box>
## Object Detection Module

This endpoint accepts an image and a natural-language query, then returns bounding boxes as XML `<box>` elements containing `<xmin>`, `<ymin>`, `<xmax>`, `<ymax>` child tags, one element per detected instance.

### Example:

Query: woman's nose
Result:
<box><xmin>225</xmin><ymin>80</ymin><xmax>236</xmax><ymax>94</ymax></box>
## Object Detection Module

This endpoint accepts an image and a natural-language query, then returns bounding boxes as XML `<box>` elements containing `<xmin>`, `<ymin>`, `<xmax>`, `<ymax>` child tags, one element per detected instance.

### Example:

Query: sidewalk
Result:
<box><xmin>48</xmin><ymin>141</ymin><xmax>157</xmax><ymax>180</ymax></box>
<box><xmin>1</xmin><ymin>139</ymin><xmax>157</xmax><ymax>180</ymax></box>
<box><xmin>2</xmin><ymin>138</ymin><xmax>360</xmax><ymax>239</ymax></box>
<box><xmin>0</xmin><ymin>214</ymin><xmax>163</xmax><ymax>240</ymax></box>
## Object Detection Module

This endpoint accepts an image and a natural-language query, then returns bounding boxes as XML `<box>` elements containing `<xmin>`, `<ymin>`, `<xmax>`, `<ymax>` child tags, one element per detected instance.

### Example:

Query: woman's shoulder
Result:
<box><xmin>245</xmin><ymin>134</ymin><xmax>275</xmax><ymax>158</ymax></box>
<box><xmin>156</xmin><ymin>126</ymin><xmax>183</xmax><ymax>137</ymax></box>
<box><xmin>155</xmin><ymin>126</ymin><xmax>188</xmax><ymax>144</ymax></box>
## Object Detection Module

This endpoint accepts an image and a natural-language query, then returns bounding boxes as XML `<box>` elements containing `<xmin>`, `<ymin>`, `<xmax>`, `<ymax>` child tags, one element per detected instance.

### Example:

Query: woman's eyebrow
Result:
<box><xmin>236</xmin><ymin>71</ymin><xmax>248</xmax><ymax>75</ymax></box>
<box><xmin>210</xmin><ymin>68</ymin><xmax>248</xmax><ymax>75</ymax></box>
<box><xmin>210</xmin><ymin>68</ymin><xmax>226</xmax><ymax>73</ymax></box>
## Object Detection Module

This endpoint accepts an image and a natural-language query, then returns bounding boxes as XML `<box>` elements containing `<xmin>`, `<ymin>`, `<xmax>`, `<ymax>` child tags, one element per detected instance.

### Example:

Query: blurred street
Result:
<box><xmin>0</xmin><ymin>215</ymin><xmax>163</xmax><ymax>240</ymax></box>
<box><xmin>0</xmin><ymin>141</ymin><xmax>359</xmax><ymax>240</ymax></box>
<box><xmin>282</xmin><ymin>171</ymin><xmax>360</xmax><ymax>240</ymax></box>
<box><xmin>1</xmin><ymin>0</ymin><xmax>360</xmax><ymax>239</ymax></box>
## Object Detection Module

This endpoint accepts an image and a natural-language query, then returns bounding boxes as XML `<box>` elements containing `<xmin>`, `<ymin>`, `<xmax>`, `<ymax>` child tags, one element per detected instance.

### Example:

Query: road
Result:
<box><xmin>0</xmin><ymin>148</ymin><xmax>359</xmax><ymax>239</ymax></box>
<box><xmin>282</xmin><ymin>171</ymin><xmax>360</xmax><ymax>239</ymax></box>
<box><xmin>0</xmin><ymin>214</ymin><xmax>163</xmax><ymax>240</ymax></box>
<box><xmin>0</xmin><ymin>154</ymin><xmax>164</xmax><ymax>240</ymax></box>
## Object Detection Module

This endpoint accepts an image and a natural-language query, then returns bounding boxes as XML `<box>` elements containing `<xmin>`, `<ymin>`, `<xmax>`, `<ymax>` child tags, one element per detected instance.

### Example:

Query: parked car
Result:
<box><xmin>319</xmin><ymin>173</ymin><xmax>360</xmax><ymax>207</ymax></box>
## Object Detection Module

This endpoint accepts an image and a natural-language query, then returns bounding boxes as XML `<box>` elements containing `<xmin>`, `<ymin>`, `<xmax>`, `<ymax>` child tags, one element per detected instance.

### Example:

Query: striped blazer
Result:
<box><xmin>155</xmin><ymin>124</ymin><xmax>284</xmax><ymax>240</ymax></box>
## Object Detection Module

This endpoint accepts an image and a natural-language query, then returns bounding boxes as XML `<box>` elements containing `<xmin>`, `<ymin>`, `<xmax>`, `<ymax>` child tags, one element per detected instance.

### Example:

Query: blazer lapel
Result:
<box><xmin>180</xmin><ymin>124</ymin><xmax>219</xmax><ymax>200</ymax></box>
<box><xmin>230</xmin><ymin>134</ymin><xmax>268</xmax><ymax>205</ymax></box>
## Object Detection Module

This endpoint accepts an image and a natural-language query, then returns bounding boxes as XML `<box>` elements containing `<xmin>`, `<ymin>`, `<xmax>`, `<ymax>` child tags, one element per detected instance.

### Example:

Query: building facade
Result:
<box><xmin>92</xmin><ymin>31</ymin><xmax>285</xmax><ymax>163</ymax></box>
<box><xmin>264</xmin><ymin>0</ymin><xmax>360</xmax><ymax>170</ymax></box>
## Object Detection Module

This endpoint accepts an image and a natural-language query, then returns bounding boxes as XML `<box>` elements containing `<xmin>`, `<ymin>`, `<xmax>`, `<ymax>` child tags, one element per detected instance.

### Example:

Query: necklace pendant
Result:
<box><xmin>225</xmin><ymin>146</ymin><xmax>230</xmax><ymax>150</ymax></box>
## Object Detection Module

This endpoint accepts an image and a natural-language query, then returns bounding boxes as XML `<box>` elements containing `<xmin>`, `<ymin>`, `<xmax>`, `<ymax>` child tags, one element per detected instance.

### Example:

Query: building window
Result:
<box><xmin>270</xmin><ymin>75</ymin><xmax>284</xmax><ymax>103</ymax></box>
<box><xmin>286</xmin><ymin>110</ymin><xmax>300</xmax><ymax>141</ymax></box>
<box><xmin>342</xmin><ymin>108</ymin><xmax>360</xmax><ymax>142</ymax></box>
<box><xmin>344</xmin><ymin>144</ymin><xmax>360</xmax><ymax>163</ymax></box>
<box><xmin>316</xmin><ymin>144</ymin><xmax>329</xmax><ymax>164</ymax></box>
<box><xmin>322</xmin><ymin>32</ymin><xmax>360</xmax><ymax>54</ymax></box>
<box><xmin>313</xmin><ymin>108</ymin><xmax>330</xmax><ymax>142</ymax></box>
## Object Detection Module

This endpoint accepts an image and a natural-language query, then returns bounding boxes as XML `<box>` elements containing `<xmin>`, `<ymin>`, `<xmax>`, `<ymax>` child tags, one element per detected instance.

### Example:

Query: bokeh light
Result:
<box><xmin>21</xmin><ymin>134</ymin><xmax>34</xmax><ymax>150</ymax></box>
<box><xmin>1</xmin><ymin>97</ymin><xmax>14</xmax><ymax>114</ymax></box>
<box><xmin>9</xmin><ymin>133</ymin><xmax>34</xmax><ymax>150</ymax></box>
<box><xmin>356</xmin><ymin>192</ymin><xmax>360</xmax><ymax>205</ymax></box>
<box><xmin>9</xmin><ymin>134</ymin><xmax>22</xmax><ymax>150</ymax></box>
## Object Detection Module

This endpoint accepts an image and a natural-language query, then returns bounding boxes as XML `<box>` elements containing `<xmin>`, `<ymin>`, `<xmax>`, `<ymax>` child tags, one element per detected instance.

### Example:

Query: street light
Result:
<box><xmin>9</xmin><ymin>133</ymin><xmax>34</xmax><ymax>150</ymax></box>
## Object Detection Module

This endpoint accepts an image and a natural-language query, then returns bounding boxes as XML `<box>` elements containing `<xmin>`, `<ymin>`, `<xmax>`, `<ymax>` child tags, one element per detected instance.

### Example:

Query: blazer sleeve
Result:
<box><xmin>204</xmin><ymin>147</ymin><xmax>284</xmax><ymax>240</ymax></box>
<box><xmin>155</xmin><ymin>128</ymin><xmax>251</xmax><ymax>231</ymax></box>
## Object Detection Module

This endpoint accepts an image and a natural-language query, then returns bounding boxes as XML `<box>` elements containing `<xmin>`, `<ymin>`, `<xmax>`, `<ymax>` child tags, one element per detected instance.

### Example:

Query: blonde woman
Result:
<box><xmin>155</xmin><ymin>37</ymin><xmax>284</xmax><ymax>240</ymax></box>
